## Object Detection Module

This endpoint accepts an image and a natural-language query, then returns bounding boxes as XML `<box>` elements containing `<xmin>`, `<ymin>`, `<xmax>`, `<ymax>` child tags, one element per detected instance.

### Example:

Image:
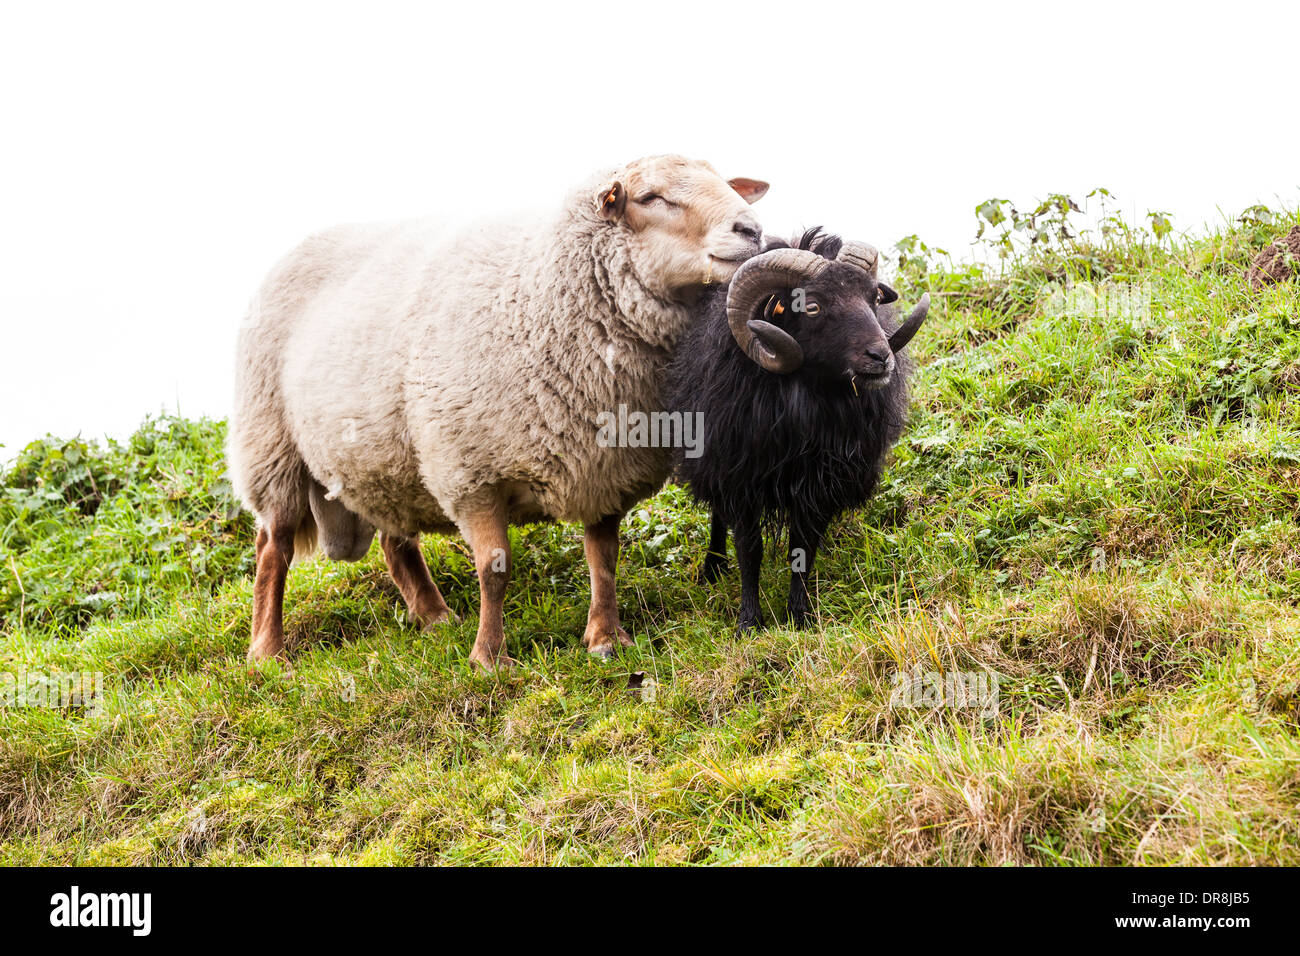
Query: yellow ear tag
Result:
<box><xmin>774</xmin><ymin>302</ymin><xmax>785</xmax><ymax>315</ymax></box>
<box><xmin>605</xmin><ymin>189</ymin><xmax>617</xmax><ymax>206</ymax></box>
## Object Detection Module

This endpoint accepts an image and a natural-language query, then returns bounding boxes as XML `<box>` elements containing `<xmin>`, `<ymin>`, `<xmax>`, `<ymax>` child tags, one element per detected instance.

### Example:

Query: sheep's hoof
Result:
<box><xmin>735</xmin><ymin>613</ymin><xmax>765</xmax><ymax>635</ymax></box>
<box><xmin>246</xmin><ymin>633</ymin><xmax>288</xmax><ymax>663</ymax></box>
<box><xmin>469</xmin><ymin>645</ymin><xmax>516</xmax><ymax>672</ymax></box>
<box><xmin>584</xmin><ymin>624</ymin><xmax>634</xmax><ymax>659</ymax></box>
<box><xmin>416</xmin><ymin>606</ymin><xmax>459</xmax><ymax>629</ymax></box>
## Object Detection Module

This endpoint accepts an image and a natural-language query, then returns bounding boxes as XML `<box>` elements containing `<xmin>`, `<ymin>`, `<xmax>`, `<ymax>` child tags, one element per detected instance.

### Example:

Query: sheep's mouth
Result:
<box><xmin>847</xmin><ymin>368</ymin><xmax>891</xmax><ymax>390</ymax></box>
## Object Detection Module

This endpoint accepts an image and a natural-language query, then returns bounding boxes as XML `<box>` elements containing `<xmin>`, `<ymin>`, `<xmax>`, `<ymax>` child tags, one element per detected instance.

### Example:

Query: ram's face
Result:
<box><xmin>737</xmin><ymin>261</ymin><xmax>900</xmax><ymax>387</ymax></box>
<box><xmin>596</xmin><ymin>155</ymin><xmax>768</xmax><ymax>299</ymax></box>
<box><xmin>788</xmin><ymin>268</ymin><xmax>899</xmax><ymax>387</ymax></box>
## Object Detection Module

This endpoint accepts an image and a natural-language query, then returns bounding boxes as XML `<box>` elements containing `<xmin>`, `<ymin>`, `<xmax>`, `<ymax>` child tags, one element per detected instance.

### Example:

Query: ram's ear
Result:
<box><xmin>596</xmin><ymin>181</ymin><xmax>626</xmax><ymax>221</ymax></box>
<box><xmin>762</xmin><ymin>294</ymin><xmax>788</xmax><ymax>323</ymax></box>
<box><xmin>728</xmin><ymin>178</ymin><xmax>770</xmax><ymax>204</ymax></box>
<box><xmin>877</xmin><ymin>283</ymin><xmax>899</xmax><ymax>305</ymax></box>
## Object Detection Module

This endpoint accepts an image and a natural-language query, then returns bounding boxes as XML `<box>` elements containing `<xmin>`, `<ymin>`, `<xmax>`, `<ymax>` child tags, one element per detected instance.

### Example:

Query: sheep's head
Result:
<box><xmin>725</xmin><ymin>241</ymin><xmax>930</xmax><ymax>386</ymax></box>
<box><xmin>595</xmin><ymin>155</ymin><xmax>768</xmax><ymax>299</ymax></box>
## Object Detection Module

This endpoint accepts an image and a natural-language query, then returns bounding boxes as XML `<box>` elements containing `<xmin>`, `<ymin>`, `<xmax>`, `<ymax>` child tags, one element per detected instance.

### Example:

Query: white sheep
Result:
<box><xmin>228</xmin><ymin>155</ymin><xmax>768</xmax><ymax>669</ymax></box>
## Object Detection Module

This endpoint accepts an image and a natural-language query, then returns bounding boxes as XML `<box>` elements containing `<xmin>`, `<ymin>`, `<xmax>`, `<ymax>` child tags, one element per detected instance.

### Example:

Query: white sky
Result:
<box><xmin>2</xmin><ymin>0</ymin><xmax>1297</xmax><ymax>460</ymax></box>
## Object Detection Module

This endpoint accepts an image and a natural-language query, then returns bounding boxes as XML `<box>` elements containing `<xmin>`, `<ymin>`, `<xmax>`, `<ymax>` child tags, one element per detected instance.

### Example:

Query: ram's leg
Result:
<box><xmin>698</xmin><ymin>511</ymin><xmax>730</xmax><ymax>584</ymax></box>
<box><xmin>733</xmin><ymin>518</ymin><xmax>765</xmax><ymax>633</ymax></box>
<box><xmin>248</xmin><ymin>519</ymin><xmax>296</xmax><ymax>662</ymax></box>
<box><xmin>582</xmin><ymin>512</ymin><xmax>633</xmax><ymax>659</ymax></box>
<box><xmin>463</xmin><ymin>509</ymin><xmax>515</xmax><ymax>671</ymax></box>
<box><xmin>380</xmin><ymin>532</ymin><xmax>454</xmax><ymax>629</ymax></box>
<box><xmin>786</xmin><ymin>517</ymin><xmax>828</xmax><ymax>628</ymax></box>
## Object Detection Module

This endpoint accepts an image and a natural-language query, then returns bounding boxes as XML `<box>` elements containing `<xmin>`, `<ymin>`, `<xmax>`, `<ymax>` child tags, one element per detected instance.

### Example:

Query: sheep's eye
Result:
<box><xmin>805</xmin><ymin>303</ymin><xmax>821</xmax><ymax>316</ymax></box>
<box><xmin>636</xmin><ymin>193</ymin><xmax>663</xmax><ymax>205</ymax></box>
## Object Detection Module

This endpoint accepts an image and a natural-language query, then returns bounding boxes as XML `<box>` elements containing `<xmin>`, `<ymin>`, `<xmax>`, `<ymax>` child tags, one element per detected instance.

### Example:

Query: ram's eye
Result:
<box><xmin>805</xmin><ymin>303</ymin><xmax>821</xmax><ymax>316</ymax></box>
<box><xmin>636</xmin><ymin>194</ymin><xmax>662</xmax><ymax>205</ymax></box>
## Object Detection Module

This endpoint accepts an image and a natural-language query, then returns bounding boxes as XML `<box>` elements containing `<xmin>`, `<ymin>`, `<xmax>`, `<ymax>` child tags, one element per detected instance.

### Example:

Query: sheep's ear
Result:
<box><xmin>596</xmin><ymin>181</ymin><xmax>626</xmax><ymax>221</ymax></box>
<box><xmin>877</xmin><ymin>283</ymin><xmax>899</xmax><ymax>305</ymax></box>
<box><xmin>729</xmin><ymin>178</ymin><xmax>769</xmax><ymax>204</ymax></box>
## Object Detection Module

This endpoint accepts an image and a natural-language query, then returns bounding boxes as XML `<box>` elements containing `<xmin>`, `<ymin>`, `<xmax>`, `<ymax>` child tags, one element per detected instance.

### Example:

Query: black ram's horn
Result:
<box><xmin>836</xmin><ymin>240</ymin><xmax>879</xmax><ymax>275</ymax></box>
<box><xmin>887</xmin><ymin>293</ymin><xmax>931</xmax><ymax>352</ymax></box>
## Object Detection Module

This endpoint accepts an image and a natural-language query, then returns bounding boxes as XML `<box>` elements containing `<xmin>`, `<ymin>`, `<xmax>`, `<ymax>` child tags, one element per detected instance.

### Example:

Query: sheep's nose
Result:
<box><xmin>732</xmin><ymin>217</ymin><xmax>761</xmax><ymax>243</ymax></box>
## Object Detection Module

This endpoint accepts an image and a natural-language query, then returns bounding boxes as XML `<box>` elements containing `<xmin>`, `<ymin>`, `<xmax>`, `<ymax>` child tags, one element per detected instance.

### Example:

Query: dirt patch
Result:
<box><xmin>1246</xmin><ymin>225</ymin><xmax>1300</xmax><ymax>290</ymax></box>
<box><xmin>1099</xmin><ymin>507</ymin><xmax>1177</xmax><ymax>560</ymax></box>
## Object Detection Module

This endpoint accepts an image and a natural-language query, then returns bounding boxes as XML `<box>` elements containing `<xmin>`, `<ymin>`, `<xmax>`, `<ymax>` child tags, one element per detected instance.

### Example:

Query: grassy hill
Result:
<box><xmin>3</xmin><ymin>202</ymin><xmax>1299</xmax><ymax>865</ymax></box>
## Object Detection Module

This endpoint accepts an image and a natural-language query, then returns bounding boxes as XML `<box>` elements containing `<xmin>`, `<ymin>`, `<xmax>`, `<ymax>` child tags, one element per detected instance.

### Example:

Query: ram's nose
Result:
<box><xmin>850</xmin><ymin>341</ymin><xmax>896</xmax><ymax>381</ymax></box>
<box><xmin>862</xmin><ymin>341</ymin><xmax>892</xmax><ymax>365</ymax></box>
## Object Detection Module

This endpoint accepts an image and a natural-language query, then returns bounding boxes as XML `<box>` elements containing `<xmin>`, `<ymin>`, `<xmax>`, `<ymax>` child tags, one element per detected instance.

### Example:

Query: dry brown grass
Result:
<box><xmin>802</xmin><ymin>701</ymin><xmax>1298</xmax><ymax>866</ymax></box>
<box><xmin>1232</xmin><ymin>520</ymin><xmax>1300</xmax><ymax>580</ymax></box>
<box><xmin>988</xmin><ymin>576</ymin><xmax>1238</xmax><ymax>697</ymax></box>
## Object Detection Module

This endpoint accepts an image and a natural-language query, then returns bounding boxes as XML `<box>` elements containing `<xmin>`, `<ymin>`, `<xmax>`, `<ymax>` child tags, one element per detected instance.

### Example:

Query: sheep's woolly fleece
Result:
<box><xmin>227</xmin><ymin>161</ymin><xmax>720</xmax><ymax>555</ymax></box>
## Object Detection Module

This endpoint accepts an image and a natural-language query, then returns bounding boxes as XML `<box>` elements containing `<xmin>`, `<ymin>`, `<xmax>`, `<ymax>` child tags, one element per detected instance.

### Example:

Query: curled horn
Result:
<box><xmin>726</xmin><ymin>248</ymin><xmax>829</xmax><ymax>374</ymax></box>
<box><xmin>836</xmin><ymin>240</ymin><xmax>879</xmax><ymax>276</ymax></box>
<box><xmin>885</xmin><ymin>293</ymin><xmax>931</xmax><ymax>352</ymax></box>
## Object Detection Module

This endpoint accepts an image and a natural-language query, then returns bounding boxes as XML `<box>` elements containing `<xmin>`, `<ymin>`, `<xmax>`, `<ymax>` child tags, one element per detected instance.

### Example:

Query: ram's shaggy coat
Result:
<box><xmin>665</xmin><ymin>229</ymin><xmax>914</xmax><ymax>630</ymax></box>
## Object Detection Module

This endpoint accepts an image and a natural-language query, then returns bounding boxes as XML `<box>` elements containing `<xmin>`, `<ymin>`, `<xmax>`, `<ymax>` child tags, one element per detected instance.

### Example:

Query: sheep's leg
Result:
<box><xmin>733</xmin><ymin>519</ymin><xmax>765</xmax><ymax>633</ymax></box>
<box><xmin>464</xmin><ymin>510</ymin><xmax>515</xmax><ymax>671</ymax></box>
<box><xmin>786</xmin><ymin>519</ymin><xmax>827</xmax><ymax>628</ymax></box>
<box><xmin>698</xmin><ymin>511</ymin><xmax>730</xmax><ymax>584</ymax></box>
<box><xmin>582</xmin><ymin>513</ymin><xmax>633</xmax><ymax>658</ymax></box>
<box><xmin>380</xmin><ymin>532</ymin><xmax>455</xmax><ymax>629</ymax></box>
<box><xmin>248</xmin><ymin>521</ymin><xmax>296</xmax><ymax>662</ymax></box>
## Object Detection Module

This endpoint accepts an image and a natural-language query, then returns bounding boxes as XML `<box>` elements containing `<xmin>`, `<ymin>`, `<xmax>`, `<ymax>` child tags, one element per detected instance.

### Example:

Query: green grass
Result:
<box><xmin>3</xmin><ymin>207</ymin><xmax>1300</xmax><ymax>865</ymax></box>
